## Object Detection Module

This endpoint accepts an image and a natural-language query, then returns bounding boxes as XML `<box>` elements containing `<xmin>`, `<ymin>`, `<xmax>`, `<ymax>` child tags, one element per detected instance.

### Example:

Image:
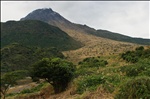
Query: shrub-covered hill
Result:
<box><xmin>4</xmin><ymin>46</ymin><xmax>150</xmax><ymax>99</ymax></box>
<box><xmin>1</xmin><ymin>20</ymin><xmax>82</xmax><ymax>51</ymax></box>
<box><xmin>1</xmin><ymin>43</ymin><xmax>64</xmax><ymax>73</ymax></box>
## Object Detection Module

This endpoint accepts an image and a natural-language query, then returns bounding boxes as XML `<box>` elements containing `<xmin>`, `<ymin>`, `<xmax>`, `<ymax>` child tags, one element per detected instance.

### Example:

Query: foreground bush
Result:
<box><xmin>115</xmin><ymin>76</ymin><xmax>150</xmax><ymax>99</ymax></box>
<box><xmin>30</xmin><ymin>58</ymin><xmax>75</xmax><ymax>93</ymax></box>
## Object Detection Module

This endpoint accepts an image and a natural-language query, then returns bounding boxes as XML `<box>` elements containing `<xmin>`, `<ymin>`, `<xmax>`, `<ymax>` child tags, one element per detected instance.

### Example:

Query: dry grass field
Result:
<box><xmin>62</xmin><ymin>28</ymin><xmax>138</xmax><ymax>64</ymax></box>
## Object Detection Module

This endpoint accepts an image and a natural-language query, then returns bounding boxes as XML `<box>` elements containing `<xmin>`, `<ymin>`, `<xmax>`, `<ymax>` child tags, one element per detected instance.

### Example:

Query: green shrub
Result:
<box><xmin>135</xmin><ymin>46</ymin><xmax>144</xmax><ymax>51</ymax></box>
<box><xmin>75</xmin><ymin>68</ymin><xmax>95</xmax><ymax>77</ymax></box>
<box><xmin>102</xmin><ymin>74</ymin><xmax>123</xmax><ymax>93</ymax></box>
<box><xmin>30</xmin><ymin>58</ymin><xmax>75</xmax><ymax>93</ymax></box>
<box><xmin>77</xmin><ymin>74</ymin><xmax>105</xmax><ymax>94</ymax></box>
<box><xmin>121</xmin><ymin>46</ymin><xmax>150</xmax><ymax>63</ymax></box>
<box><xmin>115</xmin><ymin>76</ymin><xmax>150</xmax><ymax>99</ymax></box>
<box><xmin>121</xmin><ymin>52</ymin><xmax>138</xmax><ymax>63</ymax></box>
<box><xmin>6</xmin><ymin>93</ymin><xmax>19</xmax><ymax>97</ymax></box>
<box><xmin>120</xmin><ymin>59</ymin><xmax>150</xmax><ymax>77</ymax></box>
<box><xmin>79</xmin><ymin>57</ymin><xmax>108</xmax><ymax>68</ymax></box>
<box><xmin>140</xmin><ymin>68</ymin><xmax>150</xmax><ymax>76</ymax></box>
<box><xmin>20</xmin><ymin>89</ymin><xmax>32</xmax><ymax>94</ymax></box>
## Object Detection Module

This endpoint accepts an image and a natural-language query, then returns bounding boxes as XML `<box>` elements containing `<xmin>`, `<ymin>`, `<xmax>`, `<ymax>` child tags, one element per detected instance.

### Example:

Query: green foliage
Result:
<box><xmin>120</xmin><ymin>59</ymin><xmax>150</xmax><ymax>77</ymax></box>
<box><xmin>135</xmin><ymin>46</ymin><xmax>144</xmax><ymax>51</ymax></box>
<box><xmin>1</xmin><ymin>43</ymin><xmax>64</xmax><ymax>73</ymax></box>
<box><xmin>78</xmin><ymin>57</ymin><xmax>108</xmax><ymax>68</ymax></box>
<box><xmin>30</xmin><ymin>58</ymin><xmax>75</xmax><ymax>93</ymax></box>
<box><xmin>142</xmin><ymin>48</ymin><xmax>150</xmax><ymax>58</ymax></box>
<box><xmin>75</xmin><ymin>68</ymin><xmax>95</xmax><ymax>77</ymax></box>
<box><xmin>77</xmin><ymin>74</ymin><xmax>105</xmax><ymax>94</ymax></box>
<box><xmin>6</xmin><ymin>93</ymin><xmax>19</xmax><ymax>97</ymax></box>
<box><xmin>1</xmin><ymin>70</ymin><xmax>28</xmax><ymax>86</ymax></box>
<box><xmin>1</xmin><ymin>70</ymin><xmax>27</xmax><ymax>99</ymax></box>
<box><xmin>76</xmin><ymin>51</ymin><xmax>150</xmax><ymax>95</ymax></box>
<box><xmin>102</xmin><ymin>74</ymin><xmax>123</xmax><ymax>93</ymax></box>
<box><xmin>121</xmin><ymin>46</ymin><xmax>150</xmax><ymax>63</ymax></box>
<box><xmin>76</xmin><ymin>57</ymin><xmax>124</xmax><ymax>94</ymax></box>
<box><xmin>121</xmin><ymin>51</ymin><xmax>138</xmax><ymax>63</ymax></box>
<box><xmin>115</xmin><ymin>76</ymin><xmax>150</xmax><ymax>99</ymax></box>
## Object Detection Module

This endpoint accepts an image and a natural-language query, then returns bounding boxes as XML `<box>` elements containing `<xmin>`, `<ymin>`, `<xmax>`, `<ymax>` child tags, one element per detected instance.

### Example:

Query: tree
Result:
<box><xmin>0</xmin><ymin>70</ymin><xmax>28</xmax><ymax>99</ymax></box>
<box><xmin>30</xmin><ymin>58</ymin><xmax>75</xmax><ymax>93</ymax></box>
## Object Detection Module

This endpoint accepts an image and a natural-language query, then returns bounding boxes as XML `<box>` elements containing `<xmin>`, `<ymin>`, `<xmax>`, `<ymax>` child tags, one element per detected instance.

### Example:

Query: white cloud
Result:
<box><xmin>1</xmin><ymin>1</ymin><xmax>149</xmax><ymax>39</ymax></box>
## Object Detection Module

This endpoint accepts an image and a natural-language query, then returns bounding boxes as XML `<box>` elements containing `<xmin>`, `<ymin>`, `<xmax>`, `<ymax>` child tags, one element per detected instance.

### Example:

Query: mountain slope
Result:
<box><xmin>94</xmin><ymin>30</ymin><xmax>150</xmax><ymax>45</ymax></box>
<box><xmin>20</xmin><ymin>8</ymin><xmax>150</xmax><ymax>45</ymax></box>
<box><xmin>1</xmin><ymin>20</ymin><xmax>82</xmax><ymax>51</ymax></box>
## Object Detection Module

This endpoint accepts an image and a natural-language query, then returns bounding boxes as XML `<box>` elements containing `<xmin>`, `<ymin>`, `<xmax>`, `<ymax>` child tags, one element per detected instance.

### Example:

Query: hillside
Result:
<box><xmin>62</xmin><ymin>36</ymin><xmax>139</xmax><ymax>64</ymax></box>
<box><xmin>20</xmin><ymin>8</ymin><xmax>150</xmax><ymax>45</ymax></box>
<box><xmin>1</xmin><ymin>20</ymin><xmax>82</xmax><ymax>51</ymax></box>
<box><xmin>1</xmin><ymin>43</ymin><xmax>64</xmax><ymax>73</ymax></box>
<box><xmin>5</xmin><ymin>46</ymin><xmax>150</xmax><ymax>99</ymax></box>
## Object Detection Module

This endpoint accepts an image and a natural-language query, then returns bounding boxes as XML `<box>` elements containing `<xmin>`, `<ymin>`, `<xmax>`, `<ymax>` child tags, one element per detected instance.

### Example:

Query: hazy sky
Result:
<box><xmin>1</xmin><ymin>1</ymin><xmax>150</xmax><ymax>39</ymax></box>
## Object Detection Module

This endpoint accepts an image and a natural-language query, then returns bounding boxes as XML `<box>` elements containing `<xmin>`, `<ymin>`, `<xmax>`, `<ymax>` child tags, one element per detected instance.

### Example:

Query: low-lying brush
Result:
<box><xmin>20</xmin><ymin>82</ymin><xmax>46</xmax><ymax>94</ymax></box>
<box><xmin>77</xmin><ymin>74</ymin><xmax>105</xmax><ymax>94</ymax></box>
<box><xmin>78</xmin><ymin>57</ymin><xmax>108</xmax><ymax>68</ymax></box>
<box><xmin>120</xmin><ymin>59</ymin><xmax>150</xmax><ymax>77</ymax></box>
<box><xmin>115</xmin><ymin>76</ymin><xmax>150</xmax><ymax>99</ymax></box>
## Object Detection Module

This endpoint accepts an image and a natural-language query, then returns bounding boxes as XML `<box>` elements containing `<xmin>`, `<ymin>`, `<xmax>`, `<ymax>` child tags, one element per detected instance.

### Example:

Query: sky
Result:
<box><xmin>1</xmin><ymin>1</ymin><xmax>150</xmax><ymax>39</ymax></box>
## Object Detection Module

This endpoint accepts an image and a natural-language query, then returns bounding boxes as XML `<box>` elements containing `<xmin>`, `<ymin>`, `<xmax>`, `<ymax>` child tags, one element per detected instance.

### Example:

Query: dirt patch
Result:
<box><xmin>8</xmin><ymin>82</ymin><xmax>39</xmax><ymax>94</ymax></box>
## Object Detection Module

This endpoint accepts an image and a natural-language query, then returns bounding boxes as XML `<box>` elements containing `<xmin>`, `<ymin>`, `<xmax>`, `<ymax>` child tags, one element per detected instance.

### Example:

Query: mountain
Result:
<box><xmin>1</xmin><ymin>43</ymin><xmax>64</xmax><ymax>73</ymax></box>
<box><xmin>1</xmin><ymin>20</ymin><xmax>83</xmax><ymax>51</ymax></box>
<box><xmin>19</xmin><ymin>8</ymin><xmax>142</xmax><ymax>63</ymax></box>
<box><xmin>21</xmin><ymin>8</ymin><xmax>150</xmax><ymax>45</ymax></box>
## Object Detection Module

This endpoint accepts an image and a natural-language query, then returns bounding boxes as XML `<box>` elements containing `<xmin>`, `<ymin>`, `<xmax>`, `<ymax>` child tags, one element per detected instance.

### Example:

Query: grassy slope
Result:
<box><xmin>62</xmin><ymin>35</ymin><xmax>139</xmax><ymax>64</ymax></box>
<box><xmin>6</xmin><ymin>46</ymin><xmax>150</xmax><ymax>99</ymax></box>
